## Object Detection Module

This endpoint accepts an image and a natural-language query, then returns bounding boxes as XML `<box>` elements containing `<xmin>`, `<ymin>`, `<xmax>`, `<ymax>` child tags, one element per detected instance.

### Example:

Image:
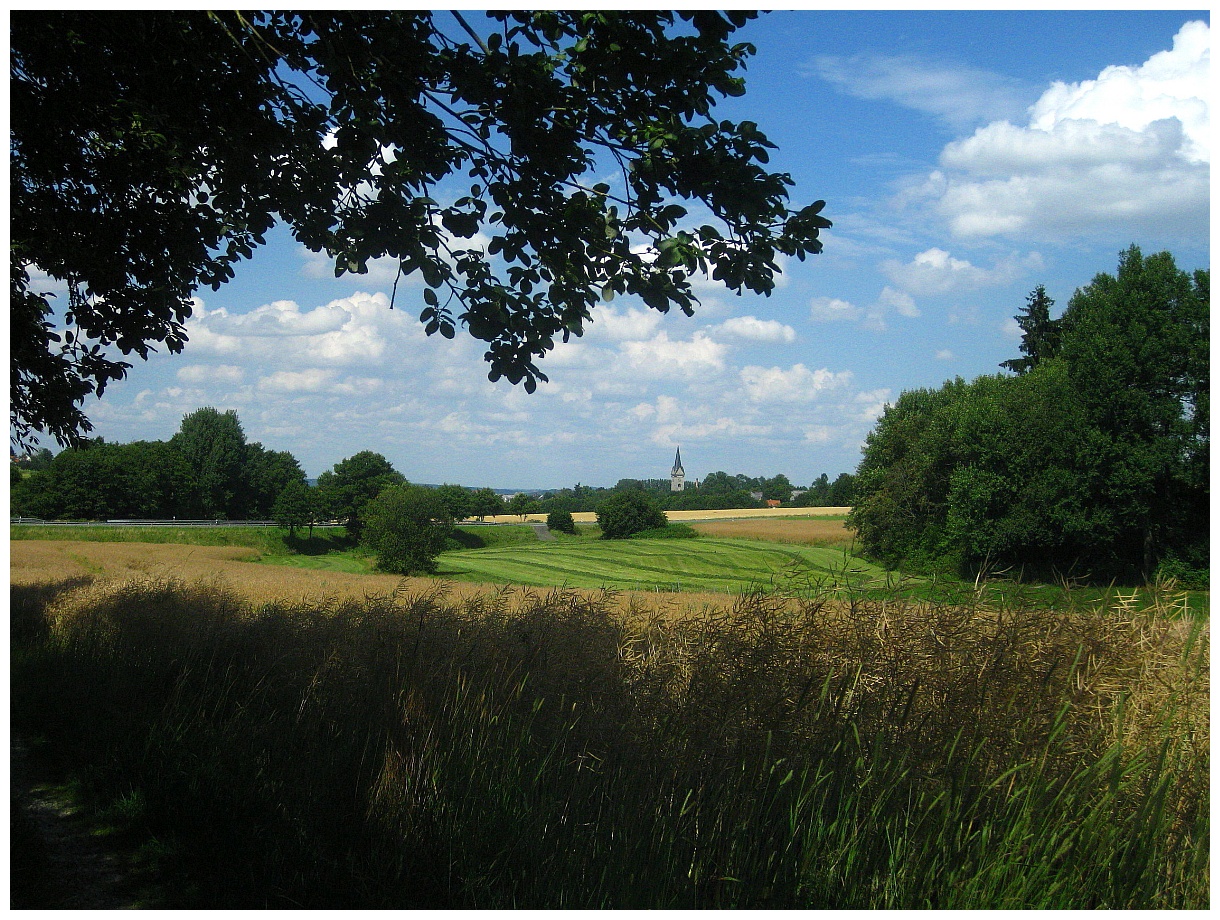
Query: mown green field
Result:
<box><xmin>439</xmin><ymin>536</ymin><xmax>891</xmax><ymax>595</ymax></box>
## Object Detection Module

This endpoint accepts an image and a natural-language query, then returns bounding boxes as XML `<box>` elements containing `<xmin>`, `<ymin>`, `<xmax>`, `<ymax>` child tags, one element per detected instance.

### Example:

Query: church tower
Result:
<box><xmin>670</xmin><ymin>446</ymin><xmax>685</xmax><ymax>492</ymax></box>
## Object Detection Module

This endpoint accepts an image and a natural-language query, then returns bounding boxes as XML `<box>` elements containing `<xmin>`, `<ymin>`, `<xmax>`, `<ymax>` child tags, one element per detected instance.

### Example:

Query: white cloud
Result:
<box><xmin>587</xmin><ymin>305</ymin><xmax>664</xmax><ymax>342</ymax></box>
<box><xmin>740</xmin><ymin>364</ymin><xmax>853</xmax><ymax>403</ymax></box>
<box><xmin>617</xmin><ymin>332</ymin><xmax>727</xmax><ymax>380</ymax></box>
<box><xmin>712</xmin><ymin>315</ymin><xmax>797</xmax><ymax>343</ymax></box>
<box><xmin>854</xmin><ymin>388</ymin><xmax>893</xmax><ymax>424</ymax></box>
<box><xmin>257</xmin><ymin>369</ymin><xmax>338</xmax><ymax>393</ymax></box>
<box><xmin>810</xmin><ymin>53</ymin><xmax>1029</xmax><ymax>129</ymax></box>
<box><xmin>810</xmin><ymin>288</ymin><xmax>919</xmax><ymax>331</ymax></box>
<box><xmin>927</xmin><ymin>21</ymin><xmax>1210</xmax><ymax>240</ymax></box>
<box><xmin>186</xmin><ymin>292</ymin><xmax>418</xmax><ymax>368</ymax></box>
<box><xmin>1001</xmin><ymin>317</ymin><xmax>1024</xmax><ymax>340</ymax></box>
<box><xmin>882</xmin><ymin>248</ymin><xmax>1023</xmax><ymax>296</ymax></box>
<box><xmin>877</xmin><ymin>286</ymin><xmax>920</xmax><ymax>318</ymax></box>
<box><xmin>1029</xmin><ymin>21</ymin><xmax>1209</xmax><ymax>164</ymax></box>
<box><xmin>935</xmin><ymin>349</ymin><xmax>954</xmax><ymax>361</ymax></box>
<box><xmin>810</xmin><ymin>296</ymin><xmax>862</xmax><ymax>323</ymax></box>
<box><xmin>176</xmin><ymin>364</ymin><xmax>244</xmax><ymax>385</ymax></box>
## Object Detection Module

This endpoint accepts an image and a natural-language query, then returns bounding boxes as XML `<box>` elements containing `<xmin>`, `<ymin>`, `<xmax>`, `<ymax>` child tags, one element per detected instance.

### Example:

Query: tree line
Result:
<box><xmin>529</xmin><ymin>470</ymin><xmax>856</xmax><ymax>516</ymax></box>
<box><xmin>10</xmin><ymin>408</ymin><xmax>853</xmax><ymax>526</ymax></box>
<box><xmin>848</xmin><ymin>247</ymin><xmax>1208</xmax><ymax>587</ymax></box>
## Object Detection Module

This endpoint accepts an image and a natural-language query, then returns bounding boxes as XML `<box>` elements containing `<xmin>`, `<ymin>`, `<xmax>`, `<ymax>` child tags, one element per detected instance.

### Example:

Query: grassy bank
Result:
<box><xmin>11</xmin><ymin>573</ymin><xmax>1208</xmax><ymax>908</ymax></box>
<box><xmin>10</xmin><ymin>524</ymin><xmax>349</xmax><ymax>556</ymax></box>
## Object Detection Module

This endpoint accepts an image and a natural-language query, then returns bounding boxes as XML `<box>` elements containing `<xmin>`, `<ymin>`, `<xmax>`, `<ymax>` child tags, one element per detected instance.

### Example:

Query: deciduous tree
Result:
<box><xmin>244</xmin><ymin>446</ymin><xmax>308</xmax><ymax>519</ymax></box>
<box><xmin>506</xmin><ymin>492</ymin><xmax>542</xmax><ymax>520</ymax></box>
<box><xmin>470</xmin><ymin>487</ymin><xmax>505</xmax><ymax>521</ymax></box>
<box><xmin>362</xmin><ymin>484</ymin><xmax>453</xmax><ymax>575</ymax></box>
<box><xmin>434</xmin><ymin>483</ymin><xmax>475</xmax><ymax>523</ymax></box>
<box><xmin>170</xmin><ymin>408</ymin><xmax>249</xmax><ymax>519</ymax></box>
<box><xmin>272</xmin><ymin>480</ymin><xmax>315</xmax><ymax>537</ymax></box>
<box><xmin>316</xmin><ymin>451</ymin><xmax>405</xmax><ymax>541</ymax></box>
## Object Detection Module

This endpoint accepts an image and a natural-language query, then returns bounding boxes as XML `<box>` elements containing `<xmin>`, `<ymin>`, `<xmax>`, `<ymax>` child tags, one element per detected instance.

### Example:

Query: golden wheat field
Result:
<box><xmin>8</xmin><ymin>539</ymin><xmax>733</xmax><ymax>622</ymax></box>
<box><xmin>688</xmin><ymin>517</ymin><xmax>853</xmax><ymax>545</ymax></box>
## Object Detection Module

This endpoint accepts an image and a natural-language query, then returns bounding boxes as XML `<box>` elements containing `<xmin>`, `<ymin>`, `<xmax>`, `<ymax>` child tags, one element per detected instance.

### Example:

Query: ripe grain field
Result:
<box><xmin>9</xmin><ymin>520</ymin><xmax>1209</xmax><ymax>908</ymax></box>
<box><xmin>8</xmin><ymin>538</ymin><xmax>736</xmax><ymax>622</ymax></box>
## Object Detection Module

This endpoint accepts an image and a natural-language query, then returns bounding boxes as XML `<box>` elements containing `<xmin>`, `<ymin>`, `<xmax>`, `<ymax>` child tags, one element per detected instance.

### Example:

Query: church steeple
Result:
<box><xmin>670</xmin><ymin>446</ymin><xmax>685</xmax><ymax>492</ymax></box>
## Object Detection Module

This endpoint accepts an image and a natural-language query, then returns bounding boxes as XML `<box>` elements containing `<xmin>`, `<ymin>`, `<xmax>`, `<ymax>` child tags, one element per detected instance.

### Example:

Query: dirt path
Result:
<box><xmin>10</xmin><ymin>739</ymin><xmax>166</xmax><ymax>909</ymax></box>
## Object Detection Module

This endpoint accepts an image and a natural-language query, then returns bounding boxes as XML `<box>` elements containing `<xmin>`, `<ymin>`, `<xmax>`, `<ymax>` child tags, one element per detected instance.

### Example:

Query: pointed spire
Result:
<box><xmin>672</xmin><ymin>445</ymin><xmax>683</xmax><ymax>474</ymax></box>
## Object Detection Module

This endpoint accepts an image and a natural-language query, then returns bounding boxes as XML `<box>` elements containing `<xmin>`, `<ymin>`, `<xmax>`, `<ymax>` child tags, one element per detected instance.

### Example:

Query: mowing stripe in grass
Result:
<box><xmin>439</xmin><ymin>538</ymin><xmax>891</xmax><ymax>594</ymax></box>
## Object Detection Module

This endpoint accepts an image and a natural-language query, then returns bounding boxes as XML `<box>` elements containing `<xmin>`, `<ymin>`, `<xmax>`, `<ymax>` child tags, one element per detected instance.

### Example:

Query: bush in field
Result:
<box><xmin>596</xmin><ymin>490</ymin><xmax>667</xmax><ymax>539</ymax></box>
<box><xmin>362</xmin><ymin>483</ymin><xmax>452</xmax><ymax>575</ymax></box>
<box><xmin>546</xmin><ymin>510</ymin><xmax>576</xmax><ymax>535</ymax></box>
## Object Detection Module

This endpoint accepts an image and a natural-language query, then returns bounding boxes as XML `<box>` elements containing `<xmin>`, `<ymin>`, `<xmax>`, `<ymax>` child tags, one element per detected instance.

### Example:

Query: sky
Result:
<box><xmin>28</xmin><ymin>10</ymin><xmax>1212</xmax><ymax>490</ymax></box>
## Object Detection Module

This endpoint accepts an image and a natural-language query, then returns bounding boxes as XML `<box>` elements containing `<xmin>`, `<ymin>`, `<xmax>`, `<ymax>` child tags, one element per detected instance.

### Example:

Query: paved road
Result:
<box><xmin>530</xmin><ymin>523</ymin><xmax>555</xmax><ymax>542</ymax></box>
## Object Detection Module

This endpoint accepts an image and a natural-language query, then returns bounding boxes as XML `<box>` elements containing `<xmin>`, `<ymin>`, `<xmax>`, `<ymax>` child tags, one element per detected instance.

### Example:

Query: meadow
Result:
<box><xmin>9</xmin><ymin>520</ymin><xmax>1210</xmax><ymax>908</ymax></box>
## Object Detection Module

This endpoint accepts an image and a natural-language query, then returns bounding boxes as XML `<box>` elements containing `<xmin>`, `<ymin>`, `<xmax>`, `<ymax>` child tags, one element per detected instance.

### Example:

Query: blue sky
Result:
<box><xmin>37</xmin><ymin>10</ymin><xmax>1211</xmax><ymax>489</ymax></box>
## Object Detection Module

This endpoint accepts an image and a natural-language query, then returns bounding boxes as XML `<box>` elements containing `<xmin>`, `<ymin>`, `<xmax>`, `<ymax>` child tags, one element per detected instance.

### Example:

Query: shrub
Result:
<box><xmin>362</xmin><ymin>484</ymin><xmax>452</xmax><ymax>575</ymax></box>
<box><xmin>596</xmin><ymin>490</ymin><xmax>667</xmax><ymax>540</ymax></box>
<box><xmin>546</xmin><ymin>510</ymin><xmax>576</xmax><ymax>535</ymax></box>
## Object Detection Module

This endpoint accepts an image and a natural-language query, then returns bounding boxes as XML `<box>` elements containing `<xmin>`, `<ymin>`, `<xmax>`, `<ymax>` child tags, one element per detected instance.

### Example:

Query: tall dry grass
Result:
<box><xmin>11</xmin><ymin>571</ymin><xmax>1208</xmax><ymax>908</ymax></box>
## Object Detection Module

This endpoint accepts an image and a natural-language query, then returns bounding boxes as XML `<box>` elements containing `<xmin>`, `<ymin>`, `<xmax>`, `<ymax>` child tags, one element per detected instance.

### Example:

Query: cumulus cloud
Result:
<box><xmin>878</xmin><ymin>286</ymin><xmax>920</xmax><ymax>318</ymax></box>
<box><xmin>617</xmin><ymin>332</ymin><xmax>727</xmax><ymax>380</ymax></box>
<box><xmin>809</xmin><ymin>296</ymin><xmax>862</xmax><ymax>323</ymax></box>
<box><xmin>711</xmin><ymin>315</ymin><xmax>797</xmax><ymax>343</ymax></box>
<box><xmin>854</xmin><ymin>388</ymin><xmax>893</xmax><ymax>424</ymax></box>
<box><xmin>882</xmin><ymin>248</ymin><xmax>1027</xmax><ymax>296</ymax></box>
<box><xmin>186</xmin><ymin>292</ymin><xmax>418</xmax><ymax>368</ymax></box>
<box><xmin>740</xmin><ymin>364</ymin><xmax>853</xmax><ymax>403</ymax></box>
<box><xmin>809</xmin><ymin>288</ymin><xmax>918</xmax><ymax>331</ymax></box>
<box><xmin>586</xmin><ymin>305</ymin><xmax>664</xmax><ymax>342</ymax></box>
<box><xmin>927</xmin><ymin>21</ymin><xmax>1210</xmax><ymax>241</ymax></box>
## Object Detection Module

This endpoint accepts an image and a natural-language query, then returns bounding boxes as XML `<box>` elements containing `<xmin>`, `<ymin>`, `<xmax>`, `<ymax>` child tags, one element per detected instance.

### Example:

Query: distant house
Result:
<box><xmin>766</xmin><ymin>499</ymin><xmax>781</xmax><ymax>508</ymax></box>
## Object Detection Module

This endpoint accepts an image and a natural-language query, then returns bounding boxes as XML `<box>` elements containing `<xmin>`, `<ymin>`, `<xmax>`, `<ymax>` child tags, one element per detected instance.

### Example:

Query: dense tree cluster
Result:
<box><xmin>12</xmin><ymin>10</ymin><xmax>828</xmax><ymax>448</ymax></box>
<box><xmin>12</xmin><ymin>408</ymin><xmax>306</xmax><ymax>521</ymax></box>
<box><xmin>790</xmin><ymin>472</ymin><xmax>856</xmax><ymax>507</ymax></box>
<box><xmin>849</xmin><ymin>247</ymin><xmax>1208</xmax><ymax>585</ymax></box>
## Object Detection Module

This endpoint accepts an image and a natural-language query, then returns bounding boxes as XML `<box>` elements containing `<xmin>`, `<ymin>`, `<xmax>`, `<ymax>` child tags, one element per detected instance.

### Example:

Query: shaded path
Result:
<box><xmin>10</xmin><ymin>739</ymin><xmax>166</xmax><ymax>909</ymax></box>
<box><xmin>531</xmin><ymin>522</ymin><xmax>556</xmax><ymax>542</ymax></box>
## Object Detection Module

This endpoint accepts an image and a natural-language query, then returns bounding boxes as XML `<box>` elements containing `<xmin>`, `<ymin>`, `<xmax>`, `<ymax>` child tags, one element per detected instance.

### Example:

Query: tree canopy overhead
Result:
<box><xmin>11</xmin><ymin>10</ymin><xmax>830</xmax><ymax>447</ymax></box>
